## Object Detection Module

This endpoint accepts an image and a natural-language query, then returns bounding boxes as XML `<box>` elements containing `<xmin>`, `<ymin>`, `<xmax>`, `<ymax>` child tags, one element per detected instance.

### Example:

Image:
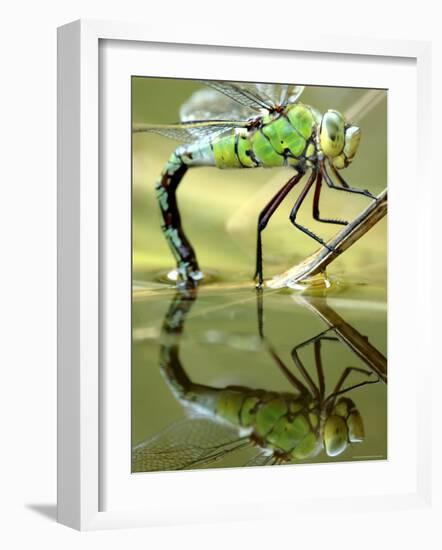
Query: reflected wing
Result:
<box><xmin>132</xmin><ymin>416</ymin><xmax>252</xmax><ymax>472</ymax></box>
<box><xmin>133</xmin><ymin>119</ymin><xmax>247</xmax><ymax>143</ymax></box>
<box><xmin>244</xmin><ymin>451</ymin><xmax>277</xmax><ymax>468</ymax></box>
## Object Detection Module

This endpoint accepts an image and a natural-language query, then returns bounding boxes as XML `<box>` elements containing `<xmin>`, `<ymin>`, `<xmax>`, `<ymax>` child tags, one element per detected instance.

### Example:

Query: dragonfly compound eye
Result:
<box><xmin>331</xmin><ymin>124</ymin><xmax>361</xmax><ymax>170</ymax></box>
<box><xmin>319</xmin><ymin>110</ymin><xmax>345</xmax><ymax>159</ymax></box>
<box><xmin>347</xmin><ymin>410</ymin><xmax>365</xmax><ymax>443</ymax></box>
<box><xmin>332</xmin><ymin>397</ymin><xmax>365</xmax><ymax>442</ymax></box>
<box><xmin>323</xmin><ymin>414</ymin><xmax>349</xmax><ymax>457</ymax></box>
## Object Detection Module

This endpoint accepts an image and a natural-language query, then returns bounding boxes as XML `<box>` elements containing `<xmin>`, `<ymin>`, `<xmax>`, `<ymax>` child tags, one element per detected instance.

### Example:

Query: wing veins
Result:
<box><xmin>201</xmin><ymin>80</ymin><xmax>274</xmax><ymax>111</ymax></box>
<box><xmin>279</xmin><ymin>84</ymin><xmax>289</xmax><ymax>106</ymax></box>
<box><xmin>133</xmin><ymin>119</ymin><xmax>248</xmax><ymax>143</ymax></box>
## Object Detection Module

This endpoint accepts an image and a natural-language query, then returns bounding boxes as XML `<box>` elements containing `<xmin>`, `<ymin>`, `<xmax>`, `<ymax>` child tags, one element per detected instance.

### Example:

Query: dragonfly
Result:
<box><xmin>132</xmin><ymin>288</ymin><xmax>383</xmax><ymax>472</ymax></box>
<box><xmin>134</xmin><ymin>81</ymin><xmax>382</xmax><ymax>287</ymax></box>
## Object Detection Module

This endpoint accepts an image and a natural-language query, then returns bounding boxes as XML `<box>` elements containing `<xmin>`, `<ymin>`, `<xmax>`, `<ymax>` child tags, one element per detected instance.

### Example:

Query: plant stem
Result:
<box><xmin>296</xmin><ymin>296</ymin><xmax>387</xmax><ymax>383</ymax></box>
<box><xmin>268</xmin><ymin>189</ymin><xmax>387</xmax><ymax>289</ymax></box>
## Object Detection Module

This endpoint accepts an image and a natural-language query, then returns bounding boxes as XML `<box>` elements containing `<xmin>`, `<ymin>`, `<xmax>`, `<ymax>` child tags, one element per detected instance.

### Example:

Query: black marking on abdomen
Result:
<box><xmin>245</xmin><ymin>148</ymin><xmax>260</xmax><ymax>167</ymax></box>
<box><xmin>234</xmin><ymin>134</ymin><xmax>247</xmax><ymax>168</ymax></box>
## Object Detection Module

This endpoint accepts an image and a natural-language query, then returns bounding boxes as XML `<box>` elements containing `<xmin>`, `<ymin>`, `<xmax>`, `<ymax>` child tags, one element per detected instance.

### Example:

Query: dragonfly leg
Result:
<box><xmin>256</xmin><ymin>287</ymin><xmax>264</xmax><ymax>339</ymax></box>
<box><xmin>333</xmin><ymin>366</ymin><xmax>375</xmax><ymax>394</ymax></box>
<box><xmin>256</xmin><ymin>290</ymin><xmax>311</xmax><ymax>392</ymax></box>
<box><xmin>312</xmin><ymin>171</ymin><xmax>349</xmax><ymax>226</ymax></box>
<box><xmin>324</xmin><ymin>366</ymin><xmax>379</xmax><ymax>409</ymax></box>
<box><xmin>314</xmin><ymin>339</ymin><xmax>326</xmax><ymax>401</ymax></box>
<box><xmin>289</xmin><ymin>169</ymin><xmax>340</xmax><ymax>254</ymax></box>
<box><xmin>320</xmin><ymin>160</ymin><xmax>377</xmax><ymax>200</ymax></box>
<box><xmin>156</xmin><ymin>153</ymin><xmax>202</xmax><ymax>282</ymax></box>
<box><xmin>291</xmin><ymin>330</ymin><xmax>340</xmax><ymax>397</ymax></box>
<box><xmin>254</xmin><ymin>171</ymin><xmax>304</xmax><ymax>287</ymax></box>
<box><xmin>292</xmin><ymin>328</ymin><xmax>339</xmax><ymax>350</ymax></box>
<box><xmin>290</xmin><ymin>344</ymin><xmax>321</xmax><ymax>399</ymax></box>
<box><xmin>269</xmin><ymin>345</ymin><xmax>311</xmax><ymax>393</ymax></box>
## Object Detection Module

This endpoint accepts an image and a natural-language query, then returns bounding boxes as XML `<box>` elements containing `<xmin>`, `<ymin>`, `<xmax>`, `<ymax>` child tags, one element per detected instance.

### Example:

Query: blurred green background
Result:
<box><xmin>131</xmin><ymin>78</ymin><xmax>387</xmax><ymax>472</ymax></box>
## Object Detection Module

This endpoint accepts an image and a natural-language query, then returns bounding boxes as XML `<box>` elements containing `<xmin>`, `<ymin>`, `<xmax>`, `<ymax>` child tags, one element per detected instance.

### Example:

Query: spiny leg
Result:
<box><xmin>289</xmin><ymin>169</ymin><xmax>340</xmax><ymax>253</ymax></box>
<box><xmin>320</xmin><ymin>160</ymin><xmax>377</xmax><ymax>200</ymax></box>
<box><xmin>312</xmin><ymin>171</ymin><xmax>349</xmax><ymax>226</ymax></box>
<box><xmin>156</xmin><ymin>153</ymin><xmax>201</xmax><ymax>282</ymax></box>
<box><xmin>254</xmin><ymin>171</ymin><xmax>304</xmax><ymax>287</ymax></box>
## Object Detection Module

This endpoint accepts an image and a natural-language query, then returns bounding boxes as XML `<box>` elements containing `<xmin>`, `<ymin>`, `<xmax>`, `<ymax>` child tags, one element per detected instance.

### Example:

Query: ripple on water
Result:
<box><xmin>152</xmin><ymin>268</ymin><xmax>224</xmax><ymax>287</ymax></box>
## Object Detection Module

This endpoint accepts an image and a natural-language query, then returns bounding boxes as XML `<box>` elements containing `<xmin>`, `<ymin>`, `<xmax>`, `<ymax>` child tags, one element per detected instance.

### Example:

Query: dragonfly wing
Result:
<box><xmin>199</xmin><ymin>81</ymin><xmax>305</xmax><ymax>110</ymax></box>
<box><xmin>244</xmin><ymin>450</ymin><xmax>277</xmax><ymax>468</ymax></box>
<box><xmin>180</xmin><ymin>88</ymin><xmax>256</xmax><ymax>123</ymax></box>
<box><xmin>201</xmin><ymin>80</ymin><xmax>276</xmax><ymax>112</ymax></box>
<box><xmin>133</xmin><ymin>120</ymin><xmax>246</xmax><ymax>143</ymax></box>
<box><xmin>253</xmin><ymin>83</ymin><xmax>305</xmax><ymax>106</ymax></box>
<box><xmin>134</xmin><ymin>81</ymin><xmax>305</xmax><ymax>144</ymax></box>
<box><xmin>132</xmin><ymin>416</ymin><xmax>252</xmax><ymax>472</ymax></box>
<box><xmin>180</xmin><ymin>81</ymin><xmax>303</xmax><ymax>123</ymax></box>
<box><xmin>286</xmin><ymin>85</ymin><xmax>305</xmax><ymax>104</ymax></box>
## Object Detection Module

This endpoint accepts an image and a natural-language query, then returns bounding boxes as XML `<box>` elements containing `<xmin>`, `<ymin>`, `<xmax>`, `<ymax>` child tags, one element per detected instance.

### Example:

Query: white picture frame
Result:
<box><xmin>57</xmin><ymin>19</ymin><xmax>433</xmax><ymax>531</ymax></box>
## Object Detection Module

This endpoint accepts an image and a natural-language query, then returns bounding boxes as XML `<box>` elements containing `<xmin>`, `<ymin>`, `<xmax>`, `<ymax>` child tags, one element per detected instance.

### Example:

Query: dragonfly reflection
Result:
<box><xmin>132</xmin><ymin>288</ymin><xmax>386</xmax><ymax>472</ymax></box>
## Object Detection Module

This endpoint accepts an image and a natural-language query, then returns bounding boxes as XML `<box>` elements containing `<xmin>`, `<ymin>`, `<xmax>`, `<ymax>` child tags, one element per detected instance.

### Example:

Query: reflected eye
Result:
<box><xmin>347</xmin><ymin>410</ymin><xmax>365</xmax><ymax>442</ymax></box>
<box><xmin>324</xmin><ymin>414</ymin><xmax>349</xmax><ymax>457</ymax></box>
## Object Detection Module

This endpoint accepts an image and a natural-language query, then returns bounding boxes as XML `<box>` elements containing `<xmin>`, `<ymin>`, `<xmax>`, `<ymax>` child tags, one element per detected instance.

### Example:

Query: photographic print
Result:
<box><xmin>131</xmin><ymin>78</ymin><xmax>387</xmax><ymax>473</ymax></box>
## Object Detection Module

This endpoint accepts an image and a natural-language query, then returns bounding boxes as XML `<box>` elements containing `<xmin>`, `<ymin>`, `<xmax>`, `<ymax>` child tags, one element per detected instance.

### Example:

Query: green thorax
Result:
<box><xmin>212</xmin><ymin>103</ymin><xmax>318</xmax><ymax>170</ymax></box>
<box><xmin>215</xmin><ymin>388</ymin><xmax>321</xmax><ymax>460</ymax></box>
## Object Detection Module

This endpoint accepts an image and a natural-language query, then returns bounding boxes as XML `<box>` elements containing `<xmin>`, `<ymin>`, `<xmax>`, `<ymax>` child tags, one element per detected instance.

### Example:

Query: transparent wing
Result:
<box><xmin>180</xmin><ymin>88</ymin><xmax>257</xmax><ymax>123</ymax></box>
<box><xmin>244</xmin><ymin>451</ymin><xmax>277</xmax><ymax>468</ymax></box>
<box><xmin>253</xmin><ymin>83</ymin><xmax>305</xmax><ymax>106</ymax></box>
<box><xmin>201</xmin><ymin>80</ymin><xmax>275</xmax><ymax>112</ymax></box>
<box><xmin>133</xmin><ymin>119</ymin><xmax>246</xmax><ymax>143</ymax></box>
<box><xmin>180</xmin><ymin>82</ymin><xmax>305</xmax><ymax>125</ymax></box>
<box><xmin>134</xmin><ymin>81</ymin><xmax>307</xmax><ymax>143</ymax></box>
<box><xmin>132</xmin><ymin>416</ymin><xmax>252</xmax><ymax>472</ymax></box>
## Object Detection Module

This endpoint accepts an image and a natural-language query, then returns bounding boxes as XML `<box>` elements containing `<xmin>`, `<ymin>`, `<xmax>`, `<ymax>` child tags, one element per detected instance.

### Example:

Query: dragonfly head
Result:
<box><xmin>323</xmin><ymin>397</ymin><xmax>365</xmax><ymax>457</ymax></box>
<box><xmin>319</xmin><ymin>110</ymin><xmax>361</xmax><ymax>169</ymax></box>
